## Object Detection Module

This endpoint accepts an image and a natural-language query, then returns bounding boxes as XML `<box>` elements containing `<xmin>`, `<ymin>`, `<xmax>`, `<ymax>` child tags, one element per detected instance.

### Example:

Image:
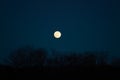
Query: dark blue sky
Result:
<box><xmin>0</xmin><ymin>0</ymin><xmax>120</xmax><ymax>61</ymax></box>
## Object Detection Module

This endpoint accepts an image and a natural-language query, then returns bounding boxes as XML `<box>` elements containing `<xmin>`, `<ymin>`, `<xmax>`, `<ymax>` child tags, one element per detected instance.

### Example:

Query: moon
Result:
<box><xmin>54</xmin><ymin>31</ymin><xmax>61</xmax><ymax>38</ymax></box>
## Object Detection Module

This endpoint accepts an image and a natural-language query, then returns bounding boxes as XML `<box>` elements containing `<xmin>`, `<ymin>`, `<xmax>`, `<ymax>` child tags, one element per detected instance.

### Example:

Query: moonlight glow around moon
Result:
<box><xmin>54</xmin><ymin>31</ymin><xmax>61</xmax><ymax>38</ymax></box>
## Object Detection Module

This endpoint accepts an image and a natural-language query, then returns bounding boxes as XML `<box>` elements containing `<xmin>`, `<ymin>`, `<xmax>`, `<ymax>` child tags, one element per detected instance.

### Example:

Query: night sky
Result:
<box><xmin>0</xmin><ymin>0</ymin><xmax>120</xmax><ymax>62</ymax></box>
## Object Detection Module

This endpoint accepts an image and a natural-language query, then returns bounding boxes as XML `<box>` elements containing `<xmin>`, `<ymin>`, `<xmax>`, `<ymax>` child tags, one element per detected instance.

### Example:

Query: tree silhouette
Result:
<box><xmin>29</xmin><ymin>48</ymin><xmax>47</xmax><ymax>67</ymax></box>
<box><xmin>82</xmin><ymin>52</ymin><xmax>97</xmax><ymax>66</ymax></box>
<box><xmin>96</xmin><ymin>52</ymin><xmax>108</xmax><ymax>65</ymax></box>
<box><xmin>8</xmin><ymin>46</ymin><xmax>47</xmax><ymax>68</ymax></box>
<box><xmin>62</xmin><ymin>53</ymin><xmax>82</xmax><ymax>66</ymax></box>
<box><xmin>8</xmin><ymin>46</ymin><xmax>33</xmax><ymax>68</ymax></box>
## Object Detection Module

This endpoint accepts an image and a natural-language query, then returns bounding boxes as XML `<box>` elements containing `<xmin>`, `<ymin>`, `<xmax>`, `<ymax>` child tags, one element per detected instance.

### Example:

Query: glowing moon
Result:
<box><xmin>54</xmin><ymin>31</ymin><xmax>61</xmax><ymax>38</ymax></box>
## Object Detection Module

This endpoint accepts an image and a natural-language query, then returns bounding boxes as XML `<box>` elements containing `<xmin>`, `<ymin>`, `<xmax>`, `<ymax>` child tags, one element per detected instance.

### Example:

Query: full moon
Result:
<box><xmin>54</xmin><ymin>31</ymin><xmax>61</xmax><ymax>38</ymax></box>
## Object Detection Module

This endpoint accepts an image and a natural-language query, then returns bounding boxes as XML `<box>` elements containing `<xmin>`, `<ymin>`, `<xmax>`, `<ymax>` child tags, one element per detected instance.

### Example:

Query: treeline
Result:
<box><xmin>4</xmin><ymin>46</ymin><xmax>120</xmax><ymax>68</ymax></box>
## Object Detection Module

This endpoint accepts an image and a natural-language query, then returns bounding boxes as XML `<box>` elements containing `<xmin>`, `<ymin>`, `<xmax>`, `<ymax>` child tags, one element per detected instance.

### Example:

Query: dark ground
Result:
<box><xmin>0</xmin><ymin>64</ymin><xmax>120</xmax><ymax>79</ymax></box>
